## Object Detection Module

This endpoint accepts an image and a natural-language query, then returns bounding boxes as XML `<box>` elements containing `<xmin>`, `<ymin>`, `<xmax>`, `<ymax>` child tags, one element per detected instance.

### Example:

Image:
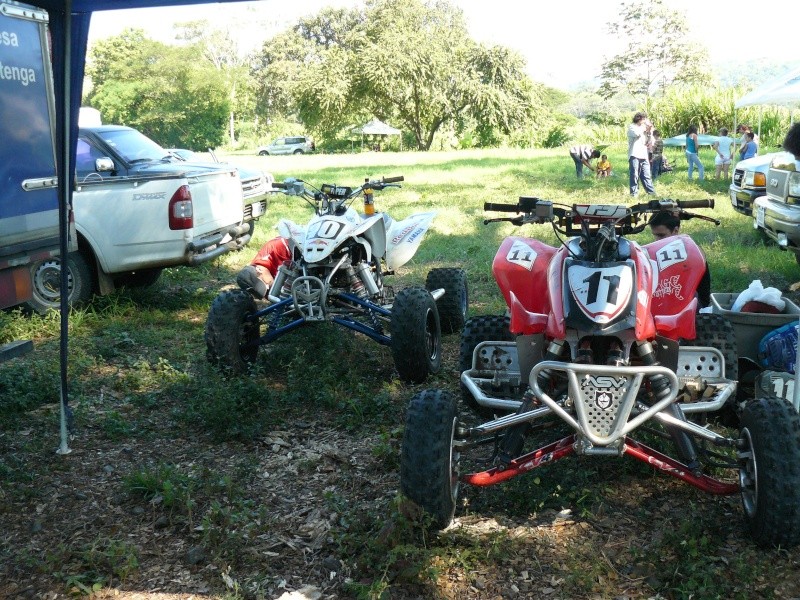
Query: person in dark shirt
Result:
<box><xmin>649</xmin><ymin>210</ymin><xmax>711</xmax><ymax>309</ymax></box>
<box><xmin>783</xmin><ymin>122</ymin><xmax>800</xmax><ymax>158</ymax></box>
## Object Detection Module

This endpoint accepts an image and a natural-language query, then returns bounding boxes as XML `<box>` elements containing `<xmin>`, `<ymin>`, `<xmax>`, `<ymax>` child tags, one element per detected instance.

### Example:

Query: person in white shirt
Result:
<box><xmin>627</xmin><ymin>111</ymin><xmax>655</xmax><ymax>196</ymax></box>
<box><xmin>712</xmin><ymin>127</ymin><xmax>734</xmax><ymax>180</ymax></box>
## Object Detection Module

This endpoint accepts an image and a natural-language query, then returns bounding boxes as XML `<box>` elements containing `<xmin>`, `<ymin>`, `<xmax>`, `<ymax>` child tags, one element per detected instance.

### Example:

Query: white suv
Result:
<box><xmin>257</xmin><ymin>136</ymin><xmax>314</xmax><ymax>156</ymax></box>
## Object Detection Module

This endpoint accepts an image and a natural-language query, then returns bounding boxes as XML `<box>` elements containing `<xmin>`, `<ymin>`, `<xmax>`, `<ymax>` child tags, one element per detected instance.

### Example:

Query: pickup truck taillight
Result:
<box><xmin>169</xmin><ymin>185</ymin><xmax>194</xmax><ymax>230</ymax></box>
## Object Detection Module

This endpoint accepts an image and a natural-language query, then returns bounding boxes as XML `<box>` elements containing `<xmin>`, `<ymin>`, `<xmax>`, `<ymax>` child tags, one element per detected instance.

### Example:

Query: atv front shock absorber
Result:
<box><xmin>498</xmin><ymin>340</ymin><xmax>567</xmax><ymax>467</ymax></box>
<box><xmin>637</xmin><ymin>340</ymin><xmax>700</xmax><ymax>472</ymax></box>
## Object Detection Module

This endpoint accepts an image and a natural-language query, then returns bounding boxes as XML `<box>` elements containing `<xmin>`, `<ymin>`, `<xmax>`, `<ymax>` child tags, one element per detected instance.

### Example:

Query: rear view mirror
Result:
<box><xmin>95</xmin><ymin>157</ymin><xmax>114</xmax><ymax>172</ymax></box>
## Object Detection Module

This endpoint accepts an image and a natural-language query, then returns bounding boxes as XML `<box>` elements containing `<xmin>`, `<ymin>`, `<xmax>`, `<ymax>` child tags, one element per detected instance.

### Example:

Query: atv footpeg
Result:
<box><xmin>291</xmin><ymin>276</ymin><xmax>326</xmax><ymax>321</ymax></box>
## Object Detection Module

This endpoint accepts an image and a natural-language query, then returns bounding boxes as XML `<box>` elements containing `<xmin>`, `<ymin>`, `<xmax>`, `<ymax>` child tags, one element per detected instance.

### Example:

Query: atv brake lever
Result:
<box><xmin>680</xmin><ymin>212</ymin><xmax>721</xmax><ymax>226</ymax></box>
<box><xmin>483</xmin><ymin>216</ymin><xmax>525</xmax><ymax>226</ymax></box>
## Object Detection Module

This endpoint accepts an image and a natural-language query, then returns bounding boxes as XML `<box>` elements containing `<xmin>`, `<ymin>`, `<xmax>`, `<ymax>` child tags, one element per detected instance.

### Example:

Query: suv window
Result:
<box><xmin>287</xmin><ymin>137</ymin><xmax>305</xmax><ymax>144</ymax></box>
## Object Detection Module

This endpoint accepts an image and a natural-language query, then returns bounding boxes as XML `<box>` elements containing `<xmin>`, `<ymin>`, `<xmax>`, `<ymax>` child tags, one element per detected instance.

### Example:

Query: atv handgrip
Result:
<box><xmin>484</xmin><ymin>202</ymin><xmax>523</xmax><ymax>213</ymax></box>
<box><xmin>677</xmin><ymin>199</ymin><xmax>714</xmax><ymax>209</ymax></box>
<box><xmin>382</xmin><ymin>176</ymin><xmax>404</xmax><ymax>184</ymax></box>
<box><xmin>272</xmin><ymin>182</ymin><xmax>287</xmax><ymax>189</ymax></box>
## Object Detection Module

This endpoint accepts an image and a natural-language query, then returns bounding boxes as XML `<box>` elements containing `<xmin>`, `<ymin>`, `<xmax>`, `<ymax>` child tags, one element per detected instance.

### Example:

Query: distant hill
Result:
<box><xmin>714</xmin><ymin>59</ymin><xmax>800</xmax><ymax>89</ymax></box>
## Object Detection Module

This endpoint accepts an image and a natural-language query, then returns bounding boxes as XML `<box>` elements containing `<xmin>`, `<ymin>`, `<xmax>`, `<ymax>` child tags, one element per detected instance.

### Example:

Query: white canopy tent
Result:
<box><xmin>734</xmin><ymin>66</ymin><xmax>800</xmax><ymax>142</ymax></box>
<box><xmin>352</xmin><ymin>118</ymin><xmax>402</xmax><ymax>151</ymax></box>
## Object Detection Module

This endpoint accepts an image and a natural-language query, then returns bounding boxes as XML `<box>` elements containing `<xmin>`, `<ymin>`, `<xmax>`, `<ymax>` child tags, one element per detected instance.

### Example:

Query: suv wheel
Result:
<box><xmin>258</xmin><ymin>150</ymin><xmax>269</xmax><ymax>156</ymax></box>
<box><xmin>293</xmin><ymin>149</ymin><xmax>303</xmax><ymax>155</ymax></box>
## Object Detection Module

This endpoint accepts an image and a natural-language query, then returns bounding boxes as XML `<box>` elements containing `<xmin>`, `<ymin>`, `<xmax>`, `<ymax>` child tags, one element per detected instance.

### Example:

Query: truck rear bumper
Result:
<box><xmin>188</xmin><ymin>222</ymin><xmax>252</xmax><ymax>265</ymax></box>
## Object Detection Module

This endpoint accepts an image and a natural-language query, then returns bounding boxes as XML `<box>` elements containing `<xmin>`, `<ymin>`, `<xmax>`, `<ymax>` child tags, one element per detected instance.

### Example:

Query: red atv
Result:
<box><xmin>400</xmin><ymin>197</ymin><xmax>800</xmax><ymax>548</ymax></box>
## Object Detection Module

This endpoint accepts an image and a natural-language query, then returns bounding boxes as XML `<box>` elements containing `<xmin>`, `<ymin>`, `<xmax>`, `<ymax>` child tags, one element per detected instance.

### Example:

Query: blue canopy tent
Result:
<box><xmin>32</xmin><ymin>0</ymin><xmax>259</xmax><ymax>454</ymax></box>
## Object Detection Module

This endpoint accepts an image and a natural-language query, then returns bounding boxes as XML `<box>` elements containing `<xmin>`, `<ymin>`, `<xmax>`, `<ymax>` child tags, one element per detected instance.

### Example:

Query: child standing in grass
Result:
<box><xmin>650</xmin><ymin>130</ymin><xmax>664</xmax><ymax>179</ymax></box>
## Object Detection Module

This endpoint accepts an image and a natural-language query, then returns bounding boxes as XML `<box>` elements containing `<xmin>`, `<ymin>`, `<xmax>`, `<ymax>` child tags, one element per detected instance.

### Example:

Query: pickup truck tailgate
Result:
<box><xmin>187</xmin><ymin>168</ymin><xmax>244</xmax><ymax>232</ymax></box>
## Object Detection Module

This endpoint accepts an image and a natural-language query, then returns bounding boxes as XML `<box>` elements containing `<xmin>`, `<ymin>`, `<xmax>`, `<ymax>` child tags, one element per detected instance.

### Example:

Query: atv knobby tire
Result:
<box><xmin>459</xmin><ymin>315</ymin><xmax>513</xmax><ymax>416</ymax></box>
<box><xmin>400</xmin><ymin>389</ymin><xmax>460</xmax><ymax>529</ymax></box>
<box><xmin>739</xmin><ymin>395</ymin><xmax>800</xmax><ymax>548</ymax></box>
<box><xmin>205</xmin><ymin>290</ymin><xmax>260</xmax><ymax>373</ymax></box>
<box><xmin>692</xmin><ymin>313</ymin><xmax>738</xmax><ymax>381</ymax></box>
<box><xmin>390</xmin><ymin>287</ymin><xmax>442</xmax><ymax>383</ymax></box>
<box><xmin>425</xmin><ymin>267</ymin><xmax>468</xmax><ymax>334</ymax></box>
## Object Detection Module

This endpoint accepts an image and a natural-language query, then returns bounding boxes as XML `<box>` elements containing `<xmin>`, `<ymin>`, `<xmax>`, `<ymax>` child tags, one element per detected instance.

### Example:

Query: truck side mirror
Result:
<box><xmin>95</xmin><ymin>157</ymin><xmax>115</xmax><ymax>172</ymax></box>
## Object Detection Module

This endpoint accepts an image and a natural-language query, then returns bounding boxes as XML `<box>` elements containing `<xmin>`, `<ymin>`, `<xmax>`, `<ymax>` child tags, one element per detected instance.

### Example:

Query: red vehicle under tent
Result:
<box><xmin>7</xmin><ymin>0</ymin><xmax>261</xmax><ymax>453</ymax></box>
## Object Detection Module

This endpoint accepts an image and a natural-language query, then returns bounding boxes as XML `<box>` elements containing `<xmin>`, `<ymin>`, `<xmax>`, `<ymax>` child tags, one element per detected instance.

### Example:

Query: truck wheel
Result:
<box><xmin>400</xmin><ymin>389</ymin><xmax>460</xmax><ymax>529</ymax></box>
<box><xmin>425</xmin><ymin>267</ymin><xmax>468</xmax><ymax>335</ymax></box>
<box><xmin>739</xmin><ymin>396</ymin><xmax>800</xmax><ymax>548</ymax></box>
<box><xmin>205</xmin><ymin>290</ymin><xmax>260</xmax><ymax>373</ymax></box>
<box><xmin>692</xmin><ymin>313</ymin><xmax>738</xmax><ymax>381</ymax></box>
<box><xmin>27</xmin><ymin>251</ymin><xmax>94</xmax><ymax>315</ymax></box>
<box><xmin>390</xmin><ymin>287</ymin><xmax>441</xmax><ymax>383</ymax></box>
<box><xmin>459</xmin><ymin>315</ymin><xmax>513</xmax><ymax>417</ymax></box>
<box><xmin>114</xmin><ymin>268</ymin><xmax>163</xmax><ymax>289</ymax></box>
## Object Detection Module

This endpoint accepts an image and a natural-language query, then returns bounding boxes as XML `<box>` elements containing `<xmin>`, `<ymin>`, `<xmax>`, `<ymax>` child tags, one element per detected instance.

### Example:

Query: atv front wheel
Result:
<box><xmin>739</xmin><ymin>395</ymin><xmax>800</xmax><ymax>548</ymax></box>
<box><xmin>205</xmin><ymin>290</ymin><xmax>261</xmax><ymax>373</ymax></box>
<box><xmin>425</xmin><ymin>267</ymin><xmax>468</xmax><ymax>334</ymax></box>
<box><xmin>400</xmin><ymin>389</ymin><xmax>460</xmax><ymax>529</ymax></box>
<box><xmin>459</xmin><ymin>315</ymin><xmax>513</xmax><ymax>417</ymax></box>
<box><xmin>390</xmin><ymin>287</ymin><xmax>442</xmax><ymax>383</ymax></box>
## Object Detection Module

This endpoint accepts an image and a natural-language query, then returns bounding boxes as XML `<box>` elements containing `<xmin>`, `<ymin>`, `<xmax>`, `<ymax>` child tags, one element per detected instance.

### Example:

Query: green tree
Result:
<box><xmin>86</xmin><ymin>29</ymin><xmax>229</xmax><ymax>149</ymax></box>
<box><xmin>176</xmin><ymin>20</ymin><xmax>257</xmax><ymax>146</ymax></box>
<box><xmin>259</xmin><ymin>0</ymin><xmax>542</xmax><ymax>150</ymax></box>
<box><xmin>599</xmin><ymin>0</ymin><xmax>710</xmax><ymax>100</ymax></box>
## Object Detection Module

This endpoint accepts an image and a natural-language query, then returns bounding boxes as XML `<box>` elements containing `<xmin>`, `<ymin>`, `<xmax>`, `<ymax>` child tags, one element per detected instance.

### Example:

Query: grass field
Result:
<box><xmin>2</xmin><ymin>147</ymin><xmax>800</xmax><ymax>599</ymax></box>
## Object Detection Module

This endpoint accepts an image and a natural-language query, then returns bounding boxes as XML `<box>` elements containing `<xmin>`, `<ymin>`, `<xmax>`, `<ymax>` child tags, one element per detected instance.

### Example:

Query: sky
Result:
<box><xmin>87</xmin><ymin>0</ymin><xmax>800</xmax><ymax>90</ymax></box>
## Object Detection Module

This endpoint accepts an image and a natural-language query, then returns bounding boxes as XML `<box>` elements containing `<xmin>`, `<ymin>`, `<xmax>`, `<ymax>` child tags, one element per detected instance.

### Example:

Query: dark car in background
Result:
<box><xmin>167</xmin><ymin>148</ymin><xmax>272</xmax><ymax>226</ymax></box>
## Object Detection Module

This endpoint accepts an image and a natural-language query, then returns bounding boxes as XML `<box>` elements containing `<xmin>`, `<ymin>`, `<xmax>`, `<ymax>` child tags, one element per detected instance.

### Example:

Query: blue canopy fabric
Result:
<box><xmin>31</xmin><ymin>0</ymin><xmax>259</xmax><ymax>453</ymax></box>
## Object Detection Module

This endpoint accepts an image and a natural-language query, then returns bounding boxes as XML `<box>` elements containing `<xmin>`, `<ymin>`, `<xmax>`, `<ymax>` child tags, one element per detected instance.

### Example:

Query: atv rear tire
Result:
<box><xmin>391</xmin><ymin>287</ymin><xmax>442</xmax><ymax>383</ymax></box>
<box><xmin>205</xmin><ymin>290</ymin><xmax>260</xmax><ymax>373</ymax></box>
<box><xmin>739</xmin><ymin>395</ymin><xmax>800</xmax><ymax>548</ymax></box>
<box><xmin>693</xmin><ymin>313</ymin><xmax>738</xmax><ymax>381</ymax></box>
<box><xmin>400</xmin><ymin>389</ymin><xmax>460</xmax><ymax>529</ymax></box>
<box><xmin>425</xmin><ymin>267</ymin><xmax>468</xmax><ymax>334</ymax></box>
<box><xmin>459</xmin><ymin>315</ymin><xmax>513</xmax><ymax>417</ymax></box>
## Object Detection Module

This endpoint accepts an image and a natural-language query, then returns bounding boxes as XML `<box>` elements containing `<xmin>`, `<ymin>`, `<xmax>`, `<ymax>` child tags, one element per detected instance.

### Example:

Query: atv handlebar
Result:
<box><xmin>382</xmin><ymin>175</ymin><xmax>404</xmax><ymax>184</ymax></box>
<box><xmin>484</xmin><ymin>202</ymin><xmax>523</xmax><ymax>213</ymax></box>
<box><xmin>271</xmin><ymin>181</ymin><xmax>287</xmax><ymax>190</ymax></box>
<box><xmin>678</xmin><ymin>199</ymin><xmax>714</xmax><ymax>210</ymax></box>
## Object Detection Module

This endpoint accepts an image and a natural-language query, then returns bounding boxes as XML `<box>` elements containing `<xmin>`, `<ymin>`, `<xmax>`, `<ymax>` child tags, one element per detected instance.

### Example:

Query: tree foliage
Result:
<box><xmin>254</xmin><ymin>0</ymin><xmax>542</xmax><ymax>150</ymax></box>
<box><xmin>85</xmin><ymin>29</ymin><xmax>229</xmax><ymax>149</ymax></box>
<box><xmin>599</xmin><ymin>0</ymin><xmax>710</xmax><ymax>100</ymax></box>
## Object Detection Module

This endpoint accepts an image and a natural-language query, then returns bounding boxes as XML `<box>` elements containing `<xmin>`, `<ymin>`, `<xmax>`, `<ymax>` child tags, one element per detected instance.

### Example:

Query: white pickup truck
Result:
<box><xmin>27</xmin><ymin>125</ymin><xmax>259</xmax><ymax>313</ymax></box>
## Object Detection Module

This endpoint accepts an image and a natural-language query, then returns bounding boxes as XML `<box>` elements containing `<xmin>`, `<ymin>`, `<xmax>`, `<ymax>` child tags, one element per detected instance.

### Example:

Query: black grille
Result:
<box><xmin>733</xmin><ymin>169</ymin><xmax>744</xmax><ymax>186</ymax></box>
<box><xmin>244</xmin><ymin>200</ymin><xmax>267</xmax><ymax>220</ymax></box>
